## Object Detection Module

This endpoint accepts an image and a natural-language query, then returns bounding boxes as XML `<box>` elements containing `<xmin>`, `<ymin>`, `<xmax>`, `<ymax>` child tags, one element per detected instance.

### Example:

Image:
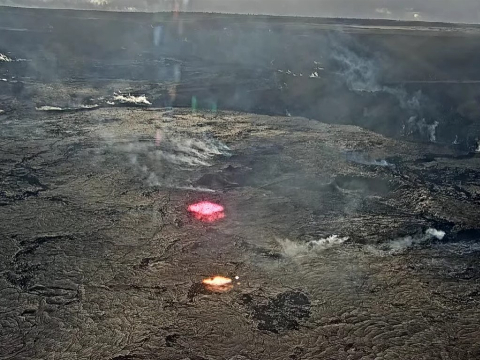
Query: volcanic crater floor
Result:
<box><xmin>1</xmin><ymin>107</ymin><xmax>480</xmax><ymax>360</ymax></box>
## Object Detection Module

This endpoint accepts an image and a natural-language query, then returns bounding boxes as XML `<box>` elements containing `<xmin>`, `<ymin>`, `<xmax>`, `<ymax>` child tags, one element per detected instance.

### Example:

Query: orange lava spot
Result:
<box><xmin>203</xmin><ymin>276</ymin><xmax>232</xmax><ymax>286</ymax></box>
<box><xmin>202</xmin><ymin>276</ymin><xmax>233</xmax><ymax>292</ymax></box>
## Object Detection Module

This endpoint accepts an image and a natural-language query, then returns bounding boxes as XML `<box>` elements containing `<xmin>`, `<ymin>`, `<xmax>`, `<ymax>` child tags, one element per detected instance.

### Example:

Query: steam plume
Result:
<box><xmin>113</xmin><ymin>94</ymin><xmax>152</xmax><ymax>106</ymax></box>
<box><xmin>0</xmin><ymin>53</ymin><xmax>12</xmax><ymax>62</ymax></box>
<box><xmin>369</xmin><ymin>228</ymin><xmax>446</xmax><ymax>255</ymax></box>
<box><xmin>278</xmin><ymin>235</ymin><xmax>349</xmax><ymax>257</ymax></box>
<box><xmin>110</xmin><ymin>131</ymin><xmax>230</xmax><ymax>188</ymax></box>
<box><xmin>331</xmin><ymin>37</ymin><xmax>440</xmax><ymax>142</ymax></box>
<box><xmin>346</xmin><ymin>151</ymin><xmax>392</xmax><ymax>167</ymax></box>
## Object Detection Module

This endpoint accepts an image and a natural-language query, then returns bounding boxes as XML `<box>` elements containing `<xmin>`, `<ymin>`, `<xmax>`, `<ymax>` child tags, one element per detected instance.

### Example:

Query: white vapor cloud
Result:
<box><xmin>278</xmin><ymin>235</ymin><xmax>349</xmax><ymax>257</ymax></box>
<box><xmin>368</xmin><ymin>228</ymin><xmax>446</xmax><ymax>255</ymax></box>
<box><xmin>375</xmin><ymin>8</ymin><xmax>392</xmax><ymax>15</ymax></box>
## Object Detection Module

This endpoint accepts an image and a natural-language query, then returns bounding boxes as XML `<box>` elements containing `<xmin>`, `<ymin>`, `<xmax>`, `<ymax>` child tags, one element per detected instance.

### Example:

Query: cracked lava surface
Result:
<box><xmin>1</xmin><ymin>107</ymin><xmax>480</xmax><ymax>359</ymax></box>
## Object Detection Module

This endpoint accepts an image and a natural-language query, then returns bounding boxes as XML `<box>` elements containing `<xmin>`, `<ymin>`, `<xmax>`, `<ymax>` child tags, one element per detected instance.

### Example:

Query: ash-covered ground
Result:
<box><xmin>1</xmin><ymin>7</ymin><xmax>480</xmax><ymax>360</ymax></box>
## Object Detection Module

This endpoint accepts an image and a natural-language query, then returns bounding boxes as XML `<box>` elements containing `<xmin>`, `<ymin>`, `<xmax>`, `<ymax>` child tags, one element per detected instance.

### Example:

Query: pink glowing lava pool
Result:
<box><xmin>188</xmin><ymin>201</ymin><xmax>225</xmax><ymax>222</ymax></box>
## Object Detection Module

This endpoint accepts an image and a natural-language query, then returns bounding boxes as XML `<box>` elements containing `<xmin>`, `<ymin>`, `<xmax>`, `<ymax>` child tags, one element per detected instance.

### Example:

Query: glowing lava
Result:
<box><xmin>202</xmin><ymin>276</ymin><xmax>233</xmax><ymax>292</ymax></box>
<box><xmin>188</xmin><ymin>201</ymin><xmax>225</xmax><ymax>222</ymax></box>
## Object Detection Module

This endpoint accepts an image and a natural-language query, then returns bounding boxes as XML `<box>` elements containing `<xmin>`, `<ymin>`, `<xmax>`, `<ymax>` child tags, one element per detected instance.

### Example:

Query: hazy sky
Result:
<box><xmin>1</xmin><ymin>0</ymin><xmax>480</xmax><ymax>24</ymax></box>
<box><xmin>193</xmin><ymin>0</ymin><xmax>480</xmax><ymax>23</ymax></box>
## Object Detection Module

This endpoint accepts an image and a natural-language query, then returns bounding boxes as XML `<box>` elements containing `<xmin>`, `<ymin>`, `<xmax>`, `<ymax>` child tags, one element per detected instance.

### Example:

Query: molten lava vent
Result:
<box><xmin>188</xmin><ymin>201</ymin><xmax>225</xmax><ymax>222</ymax></box>
<box><xmin>202</xmin><ymin>276</ymin><xmax>233</xmax><ymax>292</ymax></box>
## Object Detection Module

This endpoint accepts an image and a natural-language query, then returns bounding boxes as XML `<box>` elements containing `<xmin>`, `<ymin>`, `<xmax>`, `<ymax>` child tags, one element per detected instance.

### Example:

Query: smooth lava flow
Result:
<box><xmin>188</xmin><ymin>201</ymin><xmax>225</xmax><ymax>222</ymax></box>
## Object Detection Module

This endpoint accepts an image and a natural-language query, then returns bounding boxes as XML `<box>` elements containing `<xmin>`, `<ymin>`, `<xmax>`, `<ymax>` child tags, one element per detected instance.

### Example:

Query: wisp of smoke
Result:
<box><xmin>89</xmin><ymin>0</ymin><xmax>109</xmax><ymax>5</ymax></box>
<box><xmin>404</xmin><ymin>117</ymin><xmax>439</xmax><ymax>142</ymax></box>
<box><xmin>330</xmin><ymin>37</ymin><xmax>440</xmax><ymax>143</ymax></box>
<box><xmin>330</xmin><ymin>43</ymin><xmax>381</xmax><ymax>92</ymax></box>
<box><xmin>278</xmin><ymin>235</ymin><xmax>349</xmax><ymax>257</ymax></box>
<box><xmin>115</xmin><ymin>131</ymin><xmax>230</xmax><ymax>188</ymax></box>
<box><xmin>346</xmin><ymin>151</ymin><xmax>393</xmax><ymax>167</ymax></box>
<box><xmin>175</xmin><ymin>185</ymin><xmax>216</xmax><ymax>193</ymax></box>
<box><xmin>370</xmin><ymin>228</ymin><xmax>446</xmax><ymax>255</ymax></box>
<box><xmin>36</xmin><ymin>104</ymin><xmax>99</xmax><ymax>111</ymax></box>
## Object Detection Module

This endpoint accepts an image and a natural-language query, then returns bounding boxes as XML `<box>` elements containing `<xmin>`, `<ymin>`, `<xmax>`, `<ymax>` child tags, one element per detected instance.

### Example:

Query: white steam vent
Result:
<box><xmin>404</xmin><ymin>117</ymin><xmax>439</xmax><ymax>142</ymax></box>
<box><xmin>113</xmin><ymin>93</ymin><xmax>151</xmax><ymax>106</ymax></box>
<box><xmin>36</xmin><ymin>104</ymin><xmax>99</xmax><ymax>111</ymax></box>
<box><xmin>0</xmin><ymin>53</ymin><xmax>12</xmax><ymax>62</ymax></box>
<box><xmin>369</xmin><ymin>228</ymin><xmax>446</xmax><ymax>255</ymax></box>
<box><xmin>427</xmin><ymin>121</ymin><xmax>439</xmax><ymax>142</ymax></box>
<box><xmin>425</xmin><ymin>228</ymin><xmax>446</xmax><ymax>240</ymax></box>
<box><xmin>36</xmin><ymin>106</ymin><xmax>63</xmax><ymax>111</ymax></box>
<box><xmin>278</xmin><ymin>235</ymin><xmax>349</xmax><ymax>257</ymax></box>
